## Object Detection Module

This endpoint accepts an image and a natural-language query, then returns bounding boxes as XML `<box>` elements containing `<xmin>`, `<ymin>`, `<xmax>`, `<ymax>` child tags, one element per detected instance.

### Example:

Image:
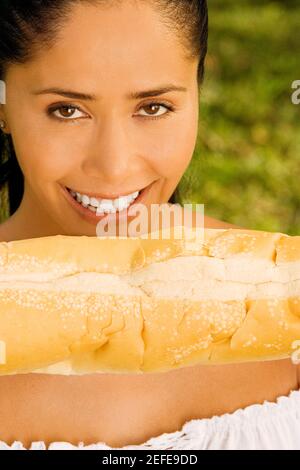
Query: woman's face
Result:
<box><xmin>1</xmin><ymin>1</ymin><xmax>199</xmax><ymax>237</ymax></box>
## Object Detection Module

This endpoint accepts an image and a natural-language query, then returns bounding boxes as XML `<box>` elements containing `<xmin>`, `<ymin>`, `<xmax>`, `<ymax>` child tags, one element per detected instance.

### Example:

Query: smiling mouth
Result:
<box><xmin>63</xmin><ymin>181</ymin><xmax>154</xmax><ymax>218</ymax></box>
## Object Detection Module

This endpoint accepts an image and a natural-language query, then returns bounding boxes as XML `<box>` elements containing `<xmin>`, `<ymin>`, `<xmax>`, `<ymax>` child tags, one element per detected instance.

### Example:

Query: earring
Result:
<box><xmin>0</xmin><ymin>120</ymin><xmax>6</xmax><ymax>130</ymax></box>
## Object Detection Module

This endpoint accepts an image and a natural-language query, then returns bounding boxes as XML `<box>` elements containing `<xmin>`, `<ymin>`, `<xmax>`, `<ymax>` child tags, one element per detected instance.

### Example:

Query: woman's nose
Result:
<box><xmin>81</xmin><ymin>115</ymin><xmax>135</xmax><ymax>182</ymax></box>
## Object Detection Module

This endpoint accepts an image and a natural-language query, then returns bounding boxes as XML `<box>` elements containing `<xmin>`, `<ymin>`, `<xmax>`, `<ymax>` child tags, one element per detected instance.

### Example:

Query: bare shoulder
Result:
<box><xmin>202</xmin><ymin>215</ymin><xmax>245</xmax><ymax>230</ymax></box>
<box><xmin>297</xmin><ymin>365</ymin><xmax>300</xmax><ymax>389</ymax></box>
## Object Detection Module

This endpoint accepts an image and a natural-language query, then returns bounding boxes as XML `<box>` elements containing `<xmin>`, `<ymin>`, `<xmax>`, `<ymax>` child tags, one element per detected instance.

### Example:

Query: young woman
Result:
<box><xmin>0</xmin><ymin>0</ymin><xmax>299</xmax><ymax>450</ymax></box>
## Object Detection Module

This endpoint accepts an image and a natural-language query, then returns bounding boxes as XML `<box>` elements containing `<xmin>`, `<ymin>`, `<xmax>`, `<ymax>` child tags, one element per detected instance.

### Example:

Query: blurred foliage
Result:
<box><xmin>0</xmin><ymin>182</ymin><xmax>9</xmax><ymax>224</ymax></box>
<box><xmin>178</xmin><ymin>0</ymin><xmax>300</xmax><ymax>234</ymax></box>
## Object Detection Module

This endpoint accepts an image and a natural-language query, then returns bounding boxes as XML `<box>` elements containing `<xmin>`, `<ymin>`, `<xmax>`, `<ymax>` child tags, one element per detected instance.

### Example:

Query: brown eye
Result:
<box><xmin>143</xmin><ymin>104</ymin><xmax>161</xmax><ymax>115</ymax></box>
<box><xmin>137</xmin><ymin>102</ymin><xmax>173</xmax><ymax>119</ymax></box>
<box><xmin>58</xmin><ymin>106</ymin><xmax>76</xmax><ymax>118</ymax></box>
<box><xmin>47</xmin><ymin>104</ymin><xmax>87</xmax><ymax>121</ymax></box>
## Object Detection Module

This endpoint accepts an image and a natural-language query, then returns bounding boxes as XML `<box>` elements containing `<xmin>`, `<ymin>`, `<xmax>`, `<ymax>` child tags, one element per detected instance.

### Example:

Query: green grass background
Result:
<box><xmin>177</xmin><ymin>0</ymin><xmax>300</xmax><ymax>235</ymax></box>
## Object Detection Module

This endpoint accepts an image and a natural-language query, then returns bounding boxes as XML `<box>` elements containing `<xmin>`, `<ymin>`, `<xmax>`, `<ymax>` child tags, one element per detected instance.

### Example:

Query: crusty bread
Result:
<box><xmin>0</xmin><ymin>226</ymin><xmax>299</xmax><ymax>375</ymax></box>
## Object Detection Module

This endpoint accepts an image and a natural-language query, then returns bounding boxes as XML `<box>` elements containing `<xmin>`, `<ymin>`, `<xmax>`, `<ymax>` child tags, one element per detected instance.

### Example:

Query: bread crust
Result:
<box><xmin>0</xmin><ymin>226</ymin><xmax>299</xmax><ymax>375</ymax></box>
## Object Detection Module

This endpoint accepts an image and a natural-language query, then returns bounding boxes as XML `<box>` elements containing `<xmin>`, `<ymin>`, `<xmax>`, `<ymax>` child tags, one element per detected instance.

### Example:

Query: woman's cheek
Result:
<box><xmin>20</xmin><ymin>131</ymin><xmax>80</xmax><ymax>182</ymax></box>
<box><xmin>158</xmin><ymin>120</ymin><xmax>198</xmax><ymax>175</ymax></box>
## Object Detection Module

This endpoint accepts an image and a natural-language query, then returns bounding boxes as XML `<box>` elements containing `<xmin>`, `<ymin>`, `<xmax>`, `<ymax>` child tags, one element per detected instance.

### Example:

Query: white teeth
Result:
<box><xmin>81</xmin><ymin>195</ymin><xmax>90</xmax><ymax>206</ymax></box>
<box><xmin>90</xmin><ymin>197</ymin><xmax>100</xmax><ymax>208</ymax></box>
<box><xmin>114</xmin><ymin>196</ymin><xmax>130</xmax><ymax>211</ymax></box>
<box><xmin>68</xmin><ymin>187</ymin><xmax>140</xmax><ymax>214</ymax></box>
<box><xmin>76</xmin><ymin>192</ymin><xmax>82</xmax><ymax>203</ymax></box>
<box><xmin>96</xmin><ymin>199</ymin><xmax>116</xmax><ymax>214</ymax></box>
<box><xmin>96</xmin><ymin>206</ymin><xmax>117</xmax><ymax>215</ymax></box>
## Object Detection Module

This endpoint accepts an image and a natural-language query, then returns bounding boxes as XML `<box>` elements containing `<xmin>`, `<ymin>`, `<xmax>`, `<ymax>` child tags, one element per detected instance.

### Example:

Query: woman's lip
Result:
<box><xmin>60</xmin><ymin>181</ymin><xmax>155</xmax><ymax>226</ymax></box>
<box><xmin>66</xmin><ymin>187</ymin><xmax>143</xmax><ymax>200</ymax></box>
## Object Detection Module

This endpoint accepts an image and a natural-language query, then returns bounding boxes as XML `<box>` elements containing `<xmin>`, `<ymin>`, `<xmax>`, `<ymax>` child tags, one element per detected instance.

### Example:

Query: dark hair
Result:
<box><xmin>0</xmin><ymin>0</ymin><xmax>208</xmax><ymax>219</ymax></box>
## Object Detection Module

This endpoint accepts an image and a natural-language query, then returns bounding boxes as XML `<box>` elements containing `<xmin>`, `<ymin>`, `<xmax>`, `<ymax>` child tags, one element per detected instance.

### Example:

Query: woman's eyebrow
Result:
<box><xmin>31</xmin><ymin>84</ymin><xmax>187</xmax><ymax>101</ymax></box>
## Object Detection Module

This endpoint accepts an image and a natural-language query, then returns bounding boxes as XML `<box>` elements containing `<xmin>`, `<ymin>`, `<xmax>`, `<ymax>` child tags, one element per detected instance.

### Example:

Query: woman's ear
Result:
<box><xmin>0</xmin><ymin>105</ymin><xmax>10</xmax><ymax>134</ymax></box>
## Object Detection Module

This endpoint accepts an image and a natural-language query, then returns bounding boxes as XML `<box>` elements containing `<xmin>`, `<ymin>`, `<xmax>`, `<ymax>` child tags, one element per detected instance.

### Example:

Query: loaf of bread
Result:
<box><xmin>0</xmin><ymin>226</ymin><xmax>299</xmax><ymax>375</ymax></box>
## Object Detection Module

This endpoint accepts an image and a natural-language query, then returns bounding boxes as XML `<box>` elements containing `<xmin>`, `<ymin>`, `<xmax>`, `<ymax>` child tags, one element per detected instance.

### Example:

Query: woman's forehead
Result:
<box><xmin>38</xmin><ymin>1</ymin><xmax>188</xmax><ymax>70</ymax></box>
<box><xmin>5</xmin><ymin>2</ymin><xmax>198</xmax><ymax>97</ymax></box>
